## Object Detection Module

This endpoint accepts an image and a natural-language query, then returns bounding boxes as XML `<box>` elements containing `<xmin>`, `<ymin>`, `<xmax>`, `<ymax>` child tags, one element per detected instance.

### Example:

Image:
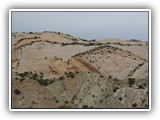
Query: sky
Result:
<box><xmin>12</xmin><ymin>11</ymin><xmax>148</xmax><ymax>41</ymax></box>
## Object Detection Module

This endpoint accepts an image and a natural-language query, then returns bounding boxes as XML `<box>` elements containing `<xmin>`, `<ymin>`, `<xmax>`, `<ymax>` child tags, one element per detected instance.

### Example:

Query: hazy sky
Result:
<box><xmin>12</xmin><ymin>11</ymin><xmax>148</xmax><ymax>41</ymax></box>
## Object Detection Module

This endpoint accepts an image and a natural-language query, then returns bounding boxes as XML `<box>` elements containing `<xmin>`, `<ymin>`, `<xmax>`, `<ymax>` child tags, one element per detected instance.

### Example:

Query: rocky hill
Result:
<box><xmin>11</xmin><ymin>32</ymin><xmax>149</xmax><ymax>109</ymax></box>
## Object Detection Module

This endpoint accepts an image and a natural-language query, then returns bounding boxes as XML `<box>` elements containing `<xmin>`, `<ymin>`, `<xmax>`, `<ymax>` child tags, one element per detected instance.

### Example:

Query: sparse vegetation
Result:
<box><xmin>38</xmin><ymin>79</ymin><xmax>49</xmax><ymax>86</ymax></box>
<box><xmin>12</xmin><ymin>32</ymin><xmax>148</xmax><ymax>108</ymax></box>
<box><xmin>15</xmin><ymin>71</ymin><xmax>55</xmax><ymax>86</ymax></box>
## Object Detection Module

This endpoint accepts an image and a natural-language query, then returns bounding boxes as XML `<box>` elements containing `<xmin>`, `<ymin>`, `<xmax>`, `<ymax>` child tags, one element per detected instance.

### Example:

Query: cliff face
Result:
<box><xmin>11</xmin><ymin>32</ymin><xmax>149</xmax><ymax>109</ymax></box>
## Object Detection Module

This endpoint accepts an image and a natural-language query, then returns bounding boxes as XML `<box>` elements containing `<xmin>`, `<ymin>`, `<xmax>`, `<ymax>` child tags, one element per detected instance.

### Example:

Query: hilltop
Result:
<box><xmin>11</xmin><ymin>32</ymin><xmax>148</xmax><ymax>108</ymax></box>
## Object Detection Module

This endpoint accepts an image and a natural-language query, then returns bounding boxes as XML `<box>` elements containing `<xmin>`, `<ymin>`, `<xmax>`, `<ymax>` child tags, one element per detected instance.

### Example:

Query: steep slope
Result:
<box><xmin>75</xmin><ymin>45</ymin><xmax>146</xmax><ymax>79</ymax></box>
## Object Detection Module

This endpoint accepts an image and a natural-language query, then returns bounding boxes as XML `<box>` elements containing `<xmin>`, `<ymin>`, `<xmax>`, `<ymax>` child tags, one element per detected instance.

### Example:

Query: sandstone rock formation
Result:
<box><xmin>11</xmin><ymin>32</ymin><xmax>149</xmax><ymax>109</ymax></box>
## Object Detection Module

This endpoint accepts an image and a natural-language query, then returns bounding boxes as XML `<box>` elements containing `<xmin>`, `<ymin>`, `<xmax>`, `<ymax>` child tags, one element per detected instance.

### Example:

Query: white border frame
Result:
<box><xmin>9</xmin><ymin>9</ymin><xmax>151</xmax><ymax>111</ymax></box>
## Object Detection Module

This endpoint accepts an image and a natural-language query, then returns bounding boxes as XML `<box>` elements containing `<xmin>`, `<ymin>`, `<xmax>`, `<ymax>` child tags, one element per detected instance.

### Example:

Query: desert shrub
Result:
<box><xmin>75</xmin><ymin>71</ymin><xmax>79</xmax><ymax>74</ymax></box>
<box><xmin>20</xmin><ymin>78</ymin><xmax>25</xmax><ymax>82</ymax></box>
<box><xmin>99</xmin><ymin>100</ymin><xmax>103</xmax><ymax>103</ymax></box>
<box><xmin>132</xmin><ymin>103</ymin><xmax>137</xmax><ymax>107</ymax></box>
<box><xmin>109</xmin><ymin>76</ymin><xmax>112</xmax><ymax>79</ymax></box>
<box><xmin>65</xmin><ymin>100</ymin><xmax>69</xmax><ymax>104</ymax></box>
<box><xmin>70</xmin><ymin>73</ymin><xmax>75</xmax><ymax>78</ymax></box>
<box><xmin>91</xmin><ymin>39</ymin><xmax>96</xmax><ymax>42</ymax></box>
<box><xmin>113</xmin><ymin>87</ymin><xmax>119</xmax><ymax>92</ymax></box>
<box><xmin>100</xmin><ymin>75</ymin><xmax>104</xmax><ymax>78</ymax></box>
<box><xmin>38</xmin><ymin>79</ymin><xmax>50</xmax><ymax>86</ymax></box>
<box><xmin>119</xmin><ymin>97</ymin><xmax>122</xmax><ymax>101</ymax></box>
<box><xmin>61</xmin><ymin>42</ymin><xmax>65</xmax><ymax>46</ymax></box>
<box><xmin>34</xmin><ymin>36</ymin><xmax>38</xmax><ymax>39</ymax></box>
<box><xmin>24</xmin><ymin>71</ymin><xmax>29</xmax><ymax>75</ymax></box>
<box><xmin>59</xmin><ymin>76</ymin><xmax>65</xmax><ymax>80</ymax></box>
<box><xmin>32</xmin><ymin>73</ymin><xmax>38</xmax><ymax>80</ymax></box>
<box><xmin>39</xmin><ymin>72</ymin><xmax>43</xmax><ymax>78</ymax></box>
<box><xmin>101</xmin><ymin>88</ymin><xmax>104</xmax><ymax>92</ymax></box>
<box><xmin>138</xmin><ymin>44</ymin><xmax>142</xmax><ymax>46</ymax></box>
<box><xmin>29</xmin><ymin>71</ymin><xmax>33</xmax><ymax>75</ymax></box>
<box><xmin>138</xmin><ymin>85</ymin><xmax>144</xmax><ymax>89</ymax></box>
<box><xmin>14</xmin><ymin>89</ymin><xmax>21</xmax><ymax>95</ymax></box>
<box><xmin>29</xmin><ymin>32</ymin><xmax>33</xmax><ymax>34</ymax></box>
<box><xmin>82</xmin><ymin>105</ymin><xmax>88</xmax><ymax>108</ymax></box>
<box><xmin>138</xmin><ymin>63</ymin><xmax>144</xmax><ymax>67</ymax></box>
<box><xmin>128</xmin><ymin>78</ymin><xmax>135</xmax><ymax>86</ymax></box>
<box><xmin>49</xmin><ymin>80</ymin><xmax>55</xmax><ymax>84</ymax></box>
<box><xmin>127</xmin><ymin>44</ymin><xmax>131</xmax><ymax>46</ymax></box>
<box><xmin>55</xmin><ymin>99</ymin><xmax>60</xmax><ymax>103</ymax></box>
<box><xmin>59</xmin><ymin>104</ymin><xmax>72</xmax><ymax>108</ymax></box>
<box><xmin>18</xmin><ymin>72</ymin><xmax>28</xmax><ymax>79</ymax></box>
<box><xmin>67</xmin><ymin>72</ymin><xmax>75</xmax><ymax>78</ymax></box>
